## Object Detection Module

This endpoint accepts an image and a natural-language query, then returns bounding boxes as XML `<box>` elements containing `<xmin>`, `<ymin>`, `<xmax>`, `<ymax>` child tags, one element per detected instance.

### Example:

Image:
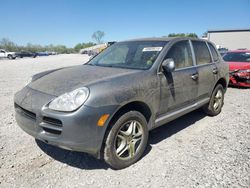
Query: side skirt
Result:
<box><xmin>154</xmin><ymin>98</ymin><xmax>209</xmax><ymax>129</ymax></box>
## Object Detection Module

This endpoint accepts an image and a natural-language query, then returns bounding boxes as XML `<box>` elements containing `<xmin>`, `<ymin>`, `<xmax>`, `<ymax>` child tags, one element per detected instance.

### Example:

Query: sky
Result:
<box><xmin>1</xmin><ymin>0</ymin><xmax>250</xmax><ymax>47</ymax></box>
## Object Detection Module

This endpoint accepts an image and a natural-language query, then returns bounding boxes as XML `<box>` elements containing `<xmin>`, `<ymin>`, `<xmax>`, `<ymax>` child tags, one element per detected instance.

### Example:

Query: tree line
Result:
<box><xmin>0</xmin><ymin>30</ymin><xmax>106</xmax><ymax>53</ymax></box>
<box><xmin>0</xmin><ymin>38</ymin><xmax>96</xmax><ymax>54</ymax></box>
<box><xmin>0</xmin><ymin>31</ymin><xmax>200</xmax><ymax>53</ymax></box>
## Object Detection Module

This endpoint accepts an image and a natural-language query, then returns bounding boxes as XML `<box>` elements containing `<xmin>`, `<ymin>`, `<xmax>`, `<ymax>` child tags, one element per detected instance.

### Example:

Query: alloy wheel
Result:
<box><xmin>213</xmin><ymin>89</ymin><xmax>223</xmax><ymax>111</ymax></box>
<box><xmin>115</xmin><ymin>120</ymin><xmax>143</xmax><ymax>160</ymax></box>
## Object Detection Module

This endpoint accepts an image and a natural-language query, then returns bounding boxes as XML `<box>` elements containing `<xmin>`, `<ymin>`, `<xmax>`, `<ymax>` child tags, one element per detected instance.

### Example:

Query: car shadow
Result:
<box><xmin>36</xmin><ymin>109</ymin><xmax>206</xmax><ymax>170</ymax></box>
<box><xmin>148</xmin><ymin>109</ymin><xmax>205</xmax><ymax>145</ymax></box>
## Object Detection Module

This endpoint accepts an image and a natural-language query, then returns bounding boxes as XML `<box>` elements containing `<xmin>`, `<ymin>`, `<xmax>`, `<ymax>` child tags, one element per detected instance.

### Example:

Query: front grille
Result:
<box><xmin>40</xmin><ymin>116</ymin><xmax>63</xmax><ymax>135</ymax></box>
<box><xmin>14</xmin><ymin>103</ymin><xmax>36</xmax><ymax>120</ymax></box>
<box><xmin>42</xmin><ymin>117</ymin><xmax>62</xmax><ymax>127</ymax></box>
<box><xmin>42</xmin><ymin>127</ymin><xmax>61</xmax><ymax>135</ymax></box>
<box><xmin>235</xmin><ymin>76</ymin><xmax>250</xmax><ymax>83</ymax></box>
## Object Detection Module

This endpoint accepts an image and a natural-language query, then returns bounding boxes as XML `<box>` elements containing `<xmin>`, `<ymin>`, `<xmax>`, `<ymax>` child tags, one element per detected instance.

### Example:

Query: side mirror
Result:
<box><xmin>162</xmin><ymin>58</ymin><xmax>175</xmax><ymax>72</ymax></box>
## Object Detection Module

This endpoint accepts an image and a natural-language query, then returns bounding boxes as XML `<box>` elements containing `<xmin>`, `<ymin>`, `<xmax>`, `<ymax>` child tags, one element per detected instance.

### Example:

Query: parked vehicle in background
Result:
<box><xmin>37</xmin><ymin>52</ymin><xmax>49</xmax><ymax>56</ymax></box>
<box><xmin>107</xmin><ymin>41</ymin><xmax>116</xmax><ymax>47</ymax></box>
<box><xmin>0</xmin><ymin>49</ymin><xmax>16</xmax><ymax>59</ymax></box>
<box><xmin>218</xmin><ymin>48</ymin><xmax>228</xmax><ymax>56</ymax></box>
<box><xmin>16</xmin><ymin>51</ymin><xmax>38</xmax><ymax>58</ymax></box>
<box><xmin>14</xmin><ymin>37</ymin><xmax>229</xmax><ymax>169</ymax></box>
<box><xmin>223</xmin><ymin>50</ymin><xmax>250</xmax><ymax>87</ymax></box>
<box><xmin>50</xmin><ymin>51</ymin><xmax>57</xmax><ymax>55</ymax></box>
<box><xmin>88</xmin><ymin>50</ymin><xmax>98</xmax><ymax>56</ymax></box>
<box><xmin>81</xmin><ymin>50</ymin><xmax>88</xmax><ymax>54</ymax></box>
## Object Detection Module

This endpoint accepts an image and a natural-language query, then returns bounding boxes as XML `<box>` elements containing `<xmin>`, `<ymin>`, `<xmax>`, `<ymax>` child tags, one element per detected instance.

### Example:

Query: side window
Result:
<box><xmin>192</xmin><ymin>41</ymin><xmax>212</xmax><ymax>65</ymax></box>
<box><xmin>164</xmin><ymin>40</ymin><xmax>193</xmax><ymax>69</ymax></box>
<box><xmin>208</xmin><ymin>43</ymin><xmax>219</xmax><ymax>62</ymax></box>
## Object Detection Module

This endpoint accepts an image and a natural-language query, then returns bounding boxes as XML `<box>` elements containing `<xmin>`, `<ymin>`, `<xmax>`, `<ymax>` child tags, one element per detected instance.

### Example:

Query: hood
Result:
<box><xmin>226</xmin><ymin>61</ymin><xmax>250</xmax><ymax>71</ymax></box>
<box><xmin>29</xmin><ymin>64</ymin><xmax>140</xmax><ymax>96</ymax></box>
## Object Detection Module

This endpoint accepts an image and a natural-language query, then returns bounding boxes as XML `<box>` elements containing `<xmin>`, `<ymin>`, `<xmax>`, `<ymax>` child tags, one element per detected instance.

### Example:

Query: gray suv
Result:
<box><xmin>14</xmin><ymin>38</ymin><xmax>229</xmax><ymax>169</ymax></box>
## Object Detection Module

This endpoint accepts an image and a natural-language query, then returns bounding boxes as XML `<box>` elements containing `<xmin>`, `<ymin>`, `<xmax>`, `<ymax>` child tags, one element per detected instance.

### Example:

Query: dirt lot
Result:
<box><xmin>0</xmin><ymin>54</ymin><xmax>249</xmax><ymax>187</ymax></box>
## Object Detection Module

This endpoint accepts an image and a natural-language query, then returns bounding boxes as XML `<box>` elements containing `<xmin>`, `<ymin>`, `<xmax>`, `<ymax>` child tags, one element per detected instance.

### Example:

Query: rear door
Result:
<box><xmin>191</xmin><ymin>40</ymin><xmax>216</xmax><ymax>100</ymax></box>
<box><xmin>158</xmin><ymin>40</ymin><xmax>198</xmax><ymax>115</ymax></box>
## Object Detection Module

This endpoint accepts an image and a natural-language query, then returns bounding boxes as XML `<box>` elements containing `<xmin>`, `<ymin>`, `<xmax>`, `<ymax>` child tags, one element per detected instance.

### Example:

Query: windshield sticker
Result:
<box><xmin>245</xmin><ymin>53</ymin><xmax>250</xmax><ymax>55</ymax></box>
<box><xmin>142</xmin><ymin>47</ymin><xmax>163</xmax><ymax>52</ymax></box>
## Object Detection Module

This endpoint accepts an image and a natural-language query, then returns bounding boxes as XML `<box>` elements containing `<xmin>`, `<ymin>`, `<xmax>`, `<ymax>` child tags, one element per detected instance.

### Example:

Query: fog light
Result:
<box><xmin>97</xmin><ymin>114</ymin><xmax>109</xmax><ymax>127</ymax></box>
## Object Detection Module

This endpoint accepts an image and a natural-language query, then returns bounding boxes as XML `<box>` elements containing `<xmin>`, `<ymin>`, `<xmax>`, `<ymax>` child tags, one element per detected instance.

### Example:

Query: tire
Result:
<box><xmin>202</xmin><ymin>84</ymin><xmax>224</xmax><ymax>116</ymax></box>
<box><xmin>104</xmin><ymin>111</ymin><xmax>148</xmax><ymax>169</ymax></box>
<box><xmin>7</xmin><ymin>55</ymin><xmax>13</xmax><ymax>60</ymax></box>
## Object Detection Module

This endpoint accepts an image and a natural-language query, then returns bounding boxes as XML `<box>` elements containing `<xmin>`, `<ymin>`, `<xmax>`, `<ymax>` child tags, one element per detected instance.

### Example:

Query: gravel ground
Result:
<box><xmin>0</xmin><ymin>54</ymin><xmax>249</xmax><ymax>188</ymax></box>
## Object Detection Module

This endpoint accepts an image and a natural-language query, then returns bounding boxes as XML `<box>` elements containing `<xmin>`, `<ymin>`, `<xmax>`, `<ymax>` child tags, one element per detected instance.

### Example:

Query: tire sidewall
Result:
<box><xmin>104</xmin><ymin>111</ymin><xmax>148</xmax><ymax>169</ymax></box>
<box><xmin>208</xmin><ymin>84</ymin><xmax>224</xmax><ymax>115</ymax></box>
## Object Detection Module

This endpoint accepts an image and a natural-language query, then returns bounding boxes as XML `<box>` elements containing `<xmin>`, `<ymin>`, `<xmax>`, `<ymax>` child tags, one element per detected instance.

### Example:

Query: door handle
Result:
<box><xmin>213</xmin><ymin>68</ymin><xmax>218</xmax><ymax>74</ymax></box>
<box><xmin>191</xmin><ymin>73</ymin><xmax>199</xmax><ymax>80</ymax></box>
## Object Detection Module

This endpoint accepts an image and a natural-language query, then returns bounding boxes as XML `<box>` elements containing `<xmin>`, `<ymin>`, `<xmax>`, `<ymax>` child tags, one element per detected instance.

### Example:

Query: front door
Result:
<box><xmin>158</xmin><ymin>40</ymin><xmax>198</xmax><ymax>116</ymax></box>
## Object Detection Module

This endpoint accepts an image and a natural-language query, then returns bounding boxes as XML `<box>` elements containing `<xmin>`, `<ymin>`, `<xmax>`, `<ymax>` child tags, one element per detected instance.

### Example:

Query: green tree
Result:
<box><xmin>202</xmin><ymin>31</ymin><xmax>208</xmax><ymax>38</ymax></box>
<box><xmin>74</xmin><ymin>42</ymin><xmax>95</xmax><ymax>52</ymax></box>
<box><xmin>92</xmin><ymin>30</ymin><xmax>105</xmax><ymax>44</ymax></box>
<box><xmin>0</xmin><ymin>38</ymin><xmax>18</xmax><ymax>51</ymax></box>
<box><xmin>168</xmin><ymin>33</ymin><xmax>198</xmax><ymax>38</ymax></box>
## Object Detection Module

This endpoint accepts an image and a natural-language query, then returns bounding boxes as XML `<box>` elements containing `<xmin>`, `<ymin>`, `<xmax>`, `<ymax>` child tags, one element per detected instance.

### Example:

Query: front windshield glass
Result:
<box><xmin>88</xmin><ymin>41</ymin><xmax>167</xmax><ymax>70</ymax></box>
<box><xmin>223</xmin><ymin>52</ymin><xmax>250</xmax><ymax>63</ymax></box>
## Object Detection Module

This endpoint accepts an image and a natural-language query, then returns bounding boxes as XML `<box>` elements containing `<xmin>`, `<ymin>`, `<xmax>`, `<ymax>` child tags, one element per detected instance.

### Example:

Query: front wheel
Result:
<box><xmin>7</xmin><ymin>55</ymin><xmax>13</xmax><ymax>59</ymax></box>
<box><xmin>104</xmin><ymin>111</ymin><xmax>148</xmax><ymax>169</ymax></box>
<box><xmin>202</xmin><ymin>84</ymin><xmax>224</xmax><ymax>116</ymax></box>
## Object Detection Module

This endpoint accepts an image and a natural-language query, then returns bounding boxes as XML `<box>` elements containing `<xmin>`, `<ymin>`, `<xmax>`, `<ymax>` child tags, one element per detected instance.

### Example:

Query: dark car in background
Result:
<box><xmin>223</xmin><ymin>50</ymin><xmax>250</xmax><ymax>87</ymax></box>
<box><xmin>37</xmin><ymin>52</ymin><xmax>49</xmax><ymax>56</ymax></box>
<box><xmin>16</xmin><ymin>51</ymin><xmax>37</xmax><ymax>58</ymax></box>
<box><xmin>14</xmin><ymin>37</ymin><xmax>229</xmax><ymax>169</ymax></box>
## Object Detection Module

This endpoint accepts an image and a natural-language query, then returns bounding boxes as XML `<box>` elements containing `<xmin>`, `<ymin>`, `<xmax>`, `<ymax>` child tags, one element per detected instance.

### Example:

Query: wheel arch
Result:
<box><xmin>100</xmin><ymin>100</ymin><xmax>152</xmax><ymax>159</ymax></box>
<box><xmin>215</xmin><ymin>77</ymin><xmax>227</xmax><ymax>91</ymax></box>
<box><xmin>107</xmin><ymin>101</ymin><xmax>152</xmax><ymax>129</ymax></box>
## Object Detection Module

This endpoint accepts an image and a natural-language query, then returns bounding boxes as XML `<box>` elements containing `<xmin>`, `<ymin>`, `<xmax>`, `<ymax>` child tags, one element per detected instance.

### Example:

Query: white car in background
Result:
<box><xmin>0</xmin><ymin>49</ymin><xmax>16</xmax><ymax>59</ymax></box>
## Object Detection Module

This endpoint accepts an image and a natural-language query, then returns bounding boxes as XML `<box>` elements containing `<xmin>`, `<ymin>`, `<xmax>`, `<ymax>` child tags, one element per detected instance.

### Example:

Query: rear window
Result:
<box><xmin>208</xmin><ymin>43</ymin><xmax>219</xmax><ymax>62</ymax></box>
<box><xmin>223</xmin><ymin>52</ymin><xmax>250</xmax><ymax>62</ymax></box>
<box><xmin>192</xmin><ymin>41</ymin><xmax>212</xmax><ymax>65</ymax></box>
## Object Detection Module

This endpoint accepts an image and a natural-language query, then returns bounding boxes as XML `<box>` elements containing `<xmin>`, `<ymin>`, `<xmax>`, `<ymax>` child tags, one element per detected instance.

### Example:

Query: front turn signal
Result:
<box><xmin>97</xmin><ymin>114</ymin><xmax>109</xmax><ymax>127</ymax></box>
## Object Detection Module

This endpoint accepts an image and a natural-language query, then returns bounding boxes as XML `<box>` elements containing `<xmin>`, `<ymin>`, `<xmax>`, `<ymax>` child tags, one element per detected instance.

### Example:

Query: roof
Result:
<box><xmin>208</xmin><ymin>29</ymin><xmax>250</xmax><ymax>33</ymax></box>
<box><xmin>228</xmin><ymin>50</ymin><xmax>250</xmax><ymax>53</ymax></box>
<box><xmin>122</xmin><ymin>37</ymin><xmax>206</xmax><ymax>42</ymax></box>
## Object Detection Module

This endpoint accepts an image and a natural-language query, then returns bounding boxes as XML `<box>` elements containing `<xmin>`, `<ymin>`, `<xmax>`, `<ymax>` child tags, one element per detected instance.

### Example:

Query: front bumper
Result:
<box><xmin>14</xmin><ymin>86</ymin><xmax>118</xmax><ymax>157</ymax></box>
<box><xmin>229</xmin><ymin>75</ymin><xmax>250</xmax><ymax>88</ymax></box>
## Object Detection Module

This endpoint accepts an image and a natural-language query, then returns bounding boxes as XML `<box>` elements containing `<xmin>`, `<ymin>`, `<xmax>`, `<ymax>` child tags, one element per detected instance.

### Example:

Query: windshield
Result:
<box><xmin>88</xmin><ymin>41</ymin><xmax>167</xmax><ymax>70</ymax></box>
<box><xmin>223</xmin><ymin>52</ymin><xmax>250</xmax><ymax>63</ymax></box>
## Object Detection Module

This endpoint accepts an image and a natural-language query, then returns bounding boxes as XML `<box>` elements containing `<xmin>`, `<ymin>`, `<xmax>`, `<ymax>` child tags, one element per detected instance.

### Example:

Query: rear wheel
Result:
<box><xmin>104</xmin><ymin>111</ymin><xmax>148</xmax><ymax>169</ymax></box>
<box><xmin>7</xmin><ymin>55</ymin><xmax>13</xmax><ymax>59</ymax></box>
<box><xmin>202</xmin><ymin>84</ymin><xmax>224</xmax><ymax>116</ymax></box>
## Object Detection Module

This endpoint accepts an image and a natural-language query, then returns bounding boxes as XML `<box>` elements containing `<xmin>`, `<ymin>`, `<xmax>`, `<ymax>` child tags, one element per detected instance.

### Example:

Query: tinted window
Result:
<box><xmin>164</xmin><ymin>40</ymin><xmax>193</xmax><ymax>69</ymax></box>
<box><xmin>223</xmin><ymin>52</ymin><xmax>250</xmax><ymax>62</ymax></box>
<box><xmin>192</xmin><ymin>41</ymin><xmax>211</xmax><ymax>65</ymax></box>
<box><xmin>208</xmin><ymin>43</ymin><xmax>219</xmax><ymax>62</ymax></box>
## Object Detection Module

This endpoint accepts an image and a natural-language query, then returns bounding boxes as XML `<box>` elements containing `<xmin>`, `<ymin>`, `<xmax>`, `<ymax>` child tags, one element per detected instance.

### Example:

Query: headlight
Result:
<box><xmin>238</xmin><ymin>69</ymin><xmax>250</xmax><ymax>73</ymax></box>
<box><xmin>235</xmin><ymin>69</ymin><xmax>250</xmax><ymax>78</ymax></box>
<box><xmin>48</xmin><ymin>87</ymin><xmax>89</xmax><ymax>112</ymax></box>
